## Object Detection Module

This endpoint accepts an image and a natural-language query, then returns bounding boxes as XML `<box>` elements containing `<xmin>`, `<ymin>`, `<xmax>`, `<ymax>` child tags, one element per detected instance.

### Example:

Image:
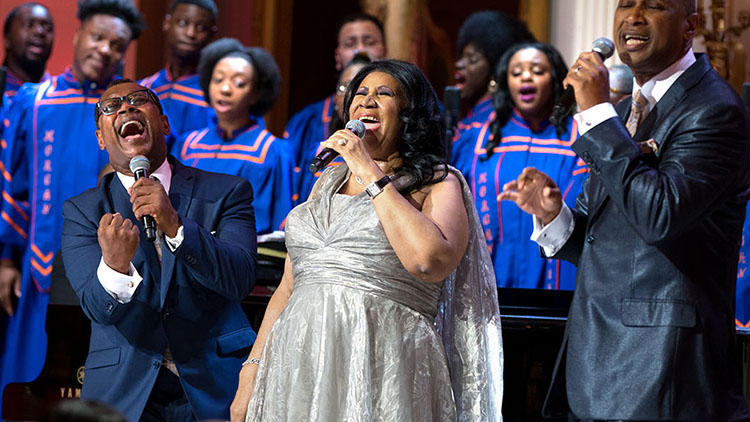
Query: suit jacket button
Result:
<box><xmin>153</xmin><ymin>361</ymin><xmax>161</xmax><ymax>369</ymax></box>
<box><xmin>586</xmin><ymin>235</ymin><xmax>595</xmax><ymax>243</ymax></box>
<box><xmin>105</xmin><ymin>302</ymin><xmax>114</xmax><ymax>311</ymax></box>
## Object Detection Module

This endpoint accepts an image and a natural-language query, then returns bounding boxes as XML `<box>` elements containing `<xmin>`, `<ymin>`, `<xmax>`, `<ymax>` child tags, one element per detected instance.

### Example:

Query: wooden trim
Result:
<box><xmin>255</xmin><ymin>0</ymin><xmax>293</xmax><ymax>137</ymax></box>
<box><xmin>520</xmin><ymin>0</ymin><xmax>550</xmax><ymax>43</ymax></box>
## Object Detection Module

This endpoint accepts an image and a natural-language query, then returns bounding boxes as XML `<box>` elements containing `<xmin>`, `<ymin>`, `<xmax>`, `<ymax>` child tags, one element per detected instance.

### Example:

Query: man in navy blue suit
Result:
<box><xmin>61</xmin><ymin>79</ymin><xmax>258</xmax><ymax>421</ymax></box>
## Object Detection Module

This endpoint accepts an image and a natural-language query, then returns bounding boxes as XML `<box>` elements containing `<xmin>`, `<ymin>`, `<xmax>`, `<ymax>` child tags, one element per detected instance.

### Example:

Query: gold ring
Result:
<box><xmin>337</xmin><ymin>138</ymin><xmax>347</xmax><ymax>146</ymax></box>
<box><xmin>574</xmin><ymin>66</ymin><xmax>582</xmax><ymax>74</ymax></box>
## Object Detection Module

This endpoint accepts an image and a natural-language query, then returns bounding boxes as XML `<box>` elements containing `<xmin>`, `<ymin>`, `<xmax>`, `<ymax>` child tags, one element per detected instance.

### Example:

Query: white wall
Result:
<box><xmin>549</xmin><ymin>0</ymin><xmax>621</xmax><ymax>67</ymax></box>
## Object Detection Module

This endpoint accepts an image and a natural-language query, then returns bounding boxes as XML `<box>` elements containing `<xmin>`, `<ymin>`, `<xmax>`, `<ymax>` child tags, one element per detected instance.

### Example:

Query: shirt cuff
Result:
<box><xmin>530</xmin><ymin>205</ymin><xmax>575</xmax><ymax>257</ymax></box>
<box><xmin>97</xmin><ymin>258</ymin><xmax>142</xmax><ymax>303</ymax></box>
<box><xmin>164</xmin><ymin>224</ymin><xmax>184</xmax><ymax>252</ymax></box>
<box><xmin>574</xmin><ymin>102</ymin><xmax>618</xmax><ymax>136</ymax></box>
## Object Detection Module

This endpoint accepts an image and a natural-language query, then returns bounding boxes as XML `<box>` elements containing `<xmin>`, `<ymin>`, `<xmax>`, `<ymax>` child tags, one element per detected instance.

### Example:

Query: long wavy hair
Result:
<box><xmin>484</xmin><ymin>42</ymin><xmax>569</xmax><ymax>160</ymax></box>
<box><xmin>343</xmin><ymin>60</ymin><xmax>448</xmax><ymax>193</ymax></box>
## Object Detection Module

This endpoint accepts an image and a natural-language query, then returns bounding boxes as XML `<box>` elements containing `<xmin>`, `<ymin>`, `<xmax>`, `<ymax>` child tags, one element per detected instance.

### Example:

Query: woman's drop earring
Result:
<box><xmin>488</xmin><ymin>79</ymin><xmax>498</xmax><ymax>94</ymax></box>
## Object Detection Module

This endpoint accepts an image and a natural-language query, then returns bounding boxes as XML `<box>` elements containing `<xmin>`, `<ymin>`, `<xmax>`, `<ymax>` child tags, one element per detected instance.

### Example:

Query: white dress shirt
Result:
<box><xmin>97</xmin><ymin>159</ymin><xmax>185</xmax><ymax>303</ymax></box>
<box><xmin>531</xmin><ymin>49</ymin><xmax>697</xmax><ymax>256</ymax></box>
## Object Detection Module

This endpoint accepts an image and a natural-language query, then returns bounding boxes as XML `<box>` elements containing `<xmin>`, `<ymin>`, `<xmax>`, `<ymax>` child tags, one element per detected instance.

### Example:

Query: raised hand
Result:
<box><xmin>498</xmin><ymin>167</ymin><xmax>563</xmax><ymax>225</ymax></box>
<box><xmin>98</xmin><ymin>212</ymin><xmax>140</xmax><ymax>274</ymax></box>
<box><xmin>129</xmin><ymin>177</ymin><xmax>181</xmax><ymax>238</ymax></box>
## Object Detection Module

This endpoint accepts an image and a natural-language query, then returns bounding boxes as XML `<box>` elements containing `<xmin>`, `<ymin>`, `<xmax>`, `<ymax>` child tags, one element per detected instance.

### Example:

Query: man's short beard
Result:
<box><xmin>11</xmin><ymin>52</ymin><xmax>50</xmax><ymax>74</ymax></box>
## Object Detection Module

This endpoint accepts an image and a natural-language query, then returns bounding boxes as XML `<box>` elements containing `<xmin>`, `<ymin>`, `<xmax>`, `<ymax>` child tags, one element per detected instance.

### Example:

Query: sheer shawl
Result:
<box><xmin>436</xmin><ymin>168</ymin><xmax>503</xmax><ymax>422</ymax></box>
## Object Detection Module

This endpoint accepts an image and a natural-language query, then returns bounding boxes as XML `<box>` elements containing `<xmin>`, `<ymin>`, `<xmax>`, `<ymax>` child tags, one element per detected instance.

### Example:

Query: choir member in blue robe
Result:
<box><xmin>1</xmin><ymin>2</ymin><xmax>54</xmax><ymax>101</ymax></box>
<box><xmin>451</xmin><ymin>11</ymin><xmax>534</xmax><ymax>164</ymax></box>
<box><xmin>139</xmin><ymin>0</ymin><xmax>218</xmax><ymax>140</ymax></box>
<box><xmin>0</xmin><ymin>0</ymin><xmax>143</xmax><ymax>412</ymax></box>
<box><xmin>454</xmin><ymin>42</ymin><xmax>589</xmax><ymax>289</ymax></box>
<box><xmin>173</xmin><ymin>38</ymin><xmax>294</xmax><ymax>236</ymax></box>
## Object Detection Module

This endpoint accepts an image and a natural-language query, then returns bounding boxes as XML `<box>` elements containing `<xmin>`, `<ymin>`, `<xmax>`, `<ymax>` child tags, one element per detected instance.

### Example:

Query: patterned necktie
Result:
<box><xmin>626</xmin><ymin>89</ymin><xmax>648</xmax><ymax>137</ymax></box>
<box><xmin>148</xmin><ymin>175</ymin><xmax>178</xmax><ymax>376</ymax></box>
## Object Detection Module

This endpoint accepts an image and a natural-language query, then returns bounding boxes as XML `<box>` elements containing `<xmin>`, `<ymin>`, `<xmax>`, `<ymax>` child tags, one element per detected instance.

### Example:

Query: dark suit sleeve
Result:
<box><xmin>173</xmin><ymin>177</ymin><xmax>257</xmax><ymax>300</ymax></box>
<box><xmin>61</xmin><ymin>198</ymin><xmax>134</xmax><ymax>325</ymax></box>
<box><xmin>571</xmin><ymin>92</ymin><xmax>748</xmax><ymax>245</ymax></box>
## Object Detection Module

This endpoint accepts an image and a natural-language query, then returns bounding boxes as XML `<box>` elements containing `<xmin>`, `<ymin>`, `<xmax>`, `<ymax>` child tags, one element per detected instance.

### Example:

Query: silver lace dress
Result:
<box><xmin>246</xmin><ymin>164</ymin><xmax>503</xmax><ymax>421</ymax></box>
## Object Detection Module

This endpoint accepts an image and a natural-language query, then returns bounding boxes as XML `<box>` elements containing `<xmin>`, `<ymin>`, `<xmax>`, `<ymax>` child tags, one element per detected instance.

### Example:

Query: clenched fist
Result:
<box><xmin>98</xmin><ymin>212</ymin><xmax>140</xmax><ymax>274</ymax></box>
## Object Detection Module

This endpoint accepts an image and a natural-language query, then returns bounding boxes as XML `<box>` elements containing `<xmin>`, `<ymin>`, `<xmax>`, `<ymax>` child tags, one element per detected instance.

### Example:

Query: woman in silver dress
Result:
<box><xmin>231</xmin><ymin>59</ymin><xmax>503</xmax><ymax>422</ymax></box>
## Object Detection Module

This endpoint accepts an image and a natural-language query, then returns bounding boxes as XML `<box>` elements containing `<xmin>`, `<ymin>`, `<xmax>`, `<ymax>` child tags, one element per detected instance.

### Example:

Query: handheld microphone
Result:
<box><xmin>308</xmin><ymin>119</ymin><xmax>366</xmax><ymax>173</ymax></box>
<box><xmin>129</xmin><ymin>155</ymin><xmax>157</xmax><ymax>242</ymax></box>
<box><xmin>549</xmin><ymin>37</ymin><xmax>615</xmax><ymax>125</ymax></box>
<box><xmin>444</xmin><ymin>86</ymin><xmax>461</xmax><ymax>136</ymax></box>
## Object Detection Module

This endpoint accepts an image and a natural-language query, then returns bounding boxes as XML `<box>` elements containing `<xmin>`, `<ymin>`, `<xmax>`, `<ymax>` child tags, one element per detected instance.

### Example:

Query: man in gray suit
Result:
<box><xmin>501</xmin><ymin>0</ymin><xmax>750</xmax><ymax>420</ymax></box>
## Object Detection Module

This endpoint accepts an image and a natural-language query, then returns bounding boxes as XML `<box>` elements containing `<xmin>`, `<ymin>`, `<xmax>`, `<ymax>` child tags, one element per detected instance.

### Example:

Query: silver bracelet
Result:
<box><xmin>242</xmin><ymin>357</ymin><xmax>261</xmax><ymax>367</ymax></box>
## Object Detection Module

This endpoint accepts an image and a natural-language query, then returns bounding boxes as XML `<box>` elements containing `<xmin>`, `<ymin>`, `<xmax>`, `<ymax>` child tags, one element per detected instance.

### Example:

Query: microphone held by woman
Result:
<box><xmin>308</xmin><ymin>119</ymin><xmax>366</xmax><ymax>173</ymax></box>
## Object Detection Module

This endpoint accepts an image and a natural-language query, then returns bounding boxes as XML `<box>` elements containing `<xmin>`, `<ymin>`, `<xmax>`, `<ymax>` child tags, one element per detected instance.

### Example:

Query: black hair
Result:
<box><xmin>95</xmin><ymin>78</ymin><xmax>164</xmax><ymax>126</ymax></box>
<box><xmin>457</xmin><ymin>11</ymin><xmax>535</xmax><ymax>73</ymax></box>
<box><xmin>77</xmin><ymin>0</ymin><xmax>145</xmax><ymax>40</ymax></box>
<box><xmin>484</xmin><ymin>42</ymin><xmax>569</xmax><ymax>160</ymax></box>
<box><xmin>169</xmin><ymin>0</ymin><xmax>218</xmax><ymax>20</ymax></box>
<box><xmin>329</xmin><ymin>52</ymin><xmax>372</xmax><ymax>136</ymax></box>
<box><xmin>340</xmin><ymin>51</ymin><xmax>373</xmax><ymax>79</ymax></box>
<box><xmin>3</xmin><ymin>2</ymin><xmax>48</xmax><ymax>37</ymax></box>
<box><xmin>335</xmin><ymin>12</ymin><xmax>385</xmax><ymax>43</ymax></box>
<box><xmin>197</xmin><ymin>38</ymin><xmax>281</xmax><ymax>117</ymax></box>
<box><xmin>343</xmin><ymin>59</ymin><xmax>448</xmax><ymax>193</ymax></box>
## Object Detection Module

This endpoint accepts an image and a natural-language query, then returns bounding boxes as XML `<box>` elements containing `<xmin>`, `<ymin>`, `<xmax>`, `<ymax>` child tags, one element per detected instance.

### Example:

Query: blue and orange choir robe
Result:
<box><xmin>174</xmin><ymin>119</ymin><xmax>295</xmax><ymax>235</ymax></box>
<box><xmin>452</xmin><ymin>109</ymin><xmax>588</xmax><ymax>289</ymax></box>
<box><xmin>139</xmin><ymin>68</ymin><xmax>214</xmax><ymax>142</ymax></box>
<box><xmin>735</xmin><ymin>204</ymin><xmax>750</xmax><ymax>329</ymax></box>
<box><xmin>284</xmin><ymin>95</ymin><xmax>345</xmax><ymax>204</ymax></box>
<box><xmin>3</xmin><ymin>69</ymin><xmax>52</xmax><ymax>101</ymax></box>
<box><xmin>451</xmin><ymin>96</ymin><xmax>494</xmax><ymax>165</ymax></box>
<box><xmin>1</xmin><ymin>69</ymin><xmax>51</xmax><ymax>165</ymax></box>
<box><xmin>0</xmin><ymin>69</ymin><xmax>111</xmax><ymax>409</ymax></box>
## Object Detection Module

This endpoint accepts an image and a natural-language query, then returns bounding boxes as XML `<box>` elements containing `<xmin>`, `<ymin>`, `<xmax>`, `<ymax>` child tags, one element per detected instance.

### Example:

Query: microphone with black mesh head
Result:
<box><xmin>129</xmin><ymin>155</ymin><xmax>157</xmax><ymax>242</ymax></box>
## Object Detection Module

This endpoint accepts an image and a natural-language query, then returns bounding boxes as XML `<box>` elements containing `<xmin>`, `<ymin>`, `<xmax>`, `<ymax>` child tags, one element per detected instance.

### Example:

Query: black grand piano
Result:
<box><xmin>3</xmin><ymin>245</ymin><xmax>749</xmax><ymax>421</ymax></box>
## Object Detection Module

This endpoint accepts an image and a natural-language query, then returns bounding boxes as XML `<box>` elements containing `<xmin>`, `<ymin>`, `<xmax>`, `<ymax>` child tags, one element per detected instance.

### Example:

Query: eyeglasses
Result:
<box><xmin>95</xmin><ymin>89</ymin><xmax>159</xmax><ymax>120</ymax></box>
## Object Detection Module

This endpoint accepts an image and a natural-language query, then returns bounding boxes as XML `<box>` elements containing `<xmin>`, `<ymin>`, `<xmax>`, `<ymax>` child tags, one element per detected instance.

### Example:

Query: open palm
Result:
<box><xmin>498</xmin><ymin>167</ymin><xmax>563</xmax><ymax>225</ymax></box>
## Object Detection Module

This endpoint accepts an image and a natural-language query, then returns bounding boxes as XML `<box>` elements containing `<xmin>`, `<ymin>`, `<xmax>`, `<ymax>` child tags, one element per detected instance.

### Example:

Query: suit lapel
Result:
<box><xmin>639</xmin><ymin>55</ymin><xmax>711</xmax><ymax>150</ymax></box>
<box><xmin>586</xmin><ymin>54</ymin><xmax>711</xmax><ymax>225</ymax></box>
<box><xmin>159</xmin><ymin>158</ymin><xmax>195</xmax><ymax>305</ymax></box>
<box><xmin>107</xmin><ymin>174</ymin><xmax>162</xmax><ymax>286</ymax></box>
